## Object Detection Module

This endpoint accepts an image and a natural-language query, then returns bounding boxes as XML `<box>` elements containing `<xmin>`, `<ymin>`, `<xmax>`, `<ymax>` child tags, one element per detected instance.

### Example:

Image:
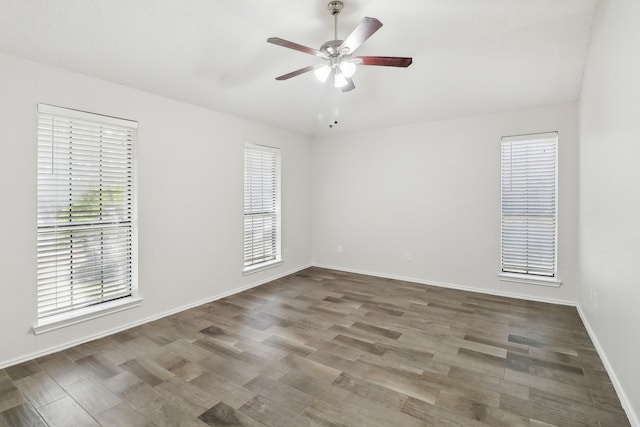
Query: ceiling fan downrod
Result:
<box><xmin>328</xmin><ymin>1</ymin><xmax>344</xmax><ymax>41</ymax></box>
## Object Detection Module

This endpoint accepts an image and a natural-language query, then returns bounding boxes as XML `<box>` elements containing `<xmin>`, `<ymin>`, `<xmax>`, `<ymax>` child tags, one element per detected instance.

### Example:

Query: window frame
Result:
<box><xmin>33</xmin><ymin>104</ymin><xmax>140</xmax><ymax>334</ymax></box>
<box><xmin>243</xmin><ymin>143</ymin><xmax>282</xmax><ymax>274</ymax></box>
<box><xmin>499</xmin><ymin>132</ymin><xmax>561</xmax><ymax>287</ymax></box>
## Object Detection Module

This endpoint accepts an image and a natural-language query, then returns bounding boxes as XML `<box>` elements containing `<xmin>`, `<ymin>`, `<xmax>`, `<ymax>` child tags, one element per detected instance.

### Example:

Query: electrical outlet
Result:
<box><xmin>404</xmin><ymin>252</ymin><xmax>413</xmax><ymax>262</ymax></box>
<box><xmin>337</xmin><ymin>244</ymin><xmax>343</xmax><ymax>253</ymax></box>
<box><xmin>283</xmin><ymin>249</ymin><xmax>289</xmax><ymax>259</ymax></box>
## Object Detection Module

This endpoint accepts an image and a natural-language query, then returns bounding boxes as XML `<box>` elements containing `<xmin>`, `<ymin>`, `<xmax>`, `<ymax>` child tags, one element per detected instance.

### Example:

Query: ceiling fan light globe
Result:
<box><xmin>334</xmin><ymin>72</ymin><xmax>348</xmax><ymax>88</ymax></box>
<box><xmin>340</xmin><ymin>61</ymin><xmax>356</xmax><ymax>78</ymax></box>
<box><xmin>314</xmin><ymin>65</ymin><xmax>331</xmax><ymax>83</ymax></box>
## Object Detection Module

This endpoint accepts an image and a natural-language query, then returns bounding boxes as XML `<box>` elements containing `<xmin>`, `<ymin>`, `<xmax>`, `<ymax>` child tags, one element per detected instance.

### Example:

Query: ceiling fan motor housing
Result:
<box><xmin>320</xmin><ymin>40</ymin><xmax>346</xmax><ymax>57</ymax></box>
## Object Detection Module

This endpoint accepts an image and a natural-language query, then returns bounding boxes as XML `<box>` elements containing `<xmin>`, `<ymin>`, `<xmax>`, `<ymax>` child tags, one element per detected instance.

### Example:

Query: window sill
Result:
<box><xmin>243</xmin><ymin>259</ymin><xmax>283</xmax><ymax>276</ymax></box>
<box><xmin>32</xmin><ymin>296</ymin><xmax>143</xmax><ymax>335</ymax></box>
<box><xmin>498</xmin><ymin>273</ymin><xmax>561</xmax><ymax>287</ymax></box>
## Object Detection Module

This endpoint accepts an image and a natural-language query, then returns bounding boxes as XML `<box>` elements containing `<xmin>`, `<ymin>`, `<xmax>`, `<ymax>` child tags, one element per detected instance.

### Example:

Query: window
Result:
<box><xmin>36</xmin><ymin>104</ymin><xmax>138</xmax><ymax>326</ymax></box>
<box><xmin>500</xmin><ymin>132</ymin><xmax>558</xmax><ymax>281</ymax></box>
<box><xmin>243</xmin><ymin>144</ymin><xmax>281</xmax><ymax>273</ymax></box>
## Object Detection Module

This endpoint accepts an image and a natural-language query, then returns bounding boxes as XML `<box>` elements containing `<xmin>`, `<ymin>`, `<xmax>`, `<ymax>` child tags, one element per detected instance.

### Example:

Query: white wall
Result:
<box><xmin>312</xmin><ymin>103</ymin><xmax>579</xmax><ymax>304</ymax></box>
<box><xmin>578</xmin><ymin>0</ymin><xmax>640</xmax><ymax>423</ymax></box>
<box><xmin>0</xmin><ymin>52</ymin><xmax>312</xmax><ymax>367</ymax></box>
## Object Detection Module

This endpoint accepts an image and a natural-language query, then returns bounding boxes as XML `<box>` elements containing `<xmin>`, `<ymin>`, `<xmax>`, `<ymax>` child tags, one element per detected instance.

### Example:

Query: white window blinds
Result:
<box><xmin>37</xmin><ymin>104</ymin><xmax>136</xmax><ymax>319</ymax></box>
<box><xmin>244</xmin><ymin>144</ymin><xmax>281</xmax><ymax>271</ymax></box>
<box><xmin>501</xmin><ymin>132</ymin><xmax>557</xmax><ymax>278</ymax></box>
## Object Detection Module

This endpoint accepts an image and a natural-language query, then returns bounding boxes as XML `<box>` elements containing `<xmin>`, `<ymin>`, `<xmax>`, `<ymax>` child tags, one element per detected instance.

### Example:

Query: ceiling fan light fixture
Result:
<box><xmin>340</xmin><ymin>60</ymin><xmax>356</xmax><ymax>78</ymax></box>
<box><xmin>334</xmin><ymin>71</ymin><xmax>348</xmax><ymax>88</ymax></box>
<box><xmin>314</xmin><ymin>65</ymin><xmax>332</xmax><ymax>83</ymax></box>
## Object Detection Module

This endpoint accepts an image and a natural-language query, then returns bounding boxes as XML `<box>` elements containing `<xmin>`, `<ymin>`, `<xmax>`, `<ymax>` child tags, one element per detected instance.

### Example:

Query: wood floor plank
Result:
<box><xmin>154</xmin><ymin>386</ymin><xmax>210</xmax><ymax>418</ymax></box>
<box><xmin>436</xmin><ymin>390</ymin><xmax>527</xmax><ymax>426</ymax></box>
<box><xmin>445</xmin><ymin>366</ymin><xmax>530</xmax><ymax>400</ymax></box>
<box><xmin>0</xmin><ymin>375</ymin><xmax>24</xmax><ymax>412</ymax></box>
<box><xmin>331</xmin><ymin>372</ymin><xmax>408</xmax><ymax>410</ymax></box>
<box><xmin>500</xmin><ymin>393</ymin><xmax>601</xmax><ymax>427</ymax></box>
<box><xmin>356</xmin><ymin>351</ymin><xmax>426</xmax><ymax>378</ymax></box>
<box><xmin>38</xmin><ymin>395</ymin><xmax>99</xmax><ymax>427</ymax></box>
<box><xmin>307</xmin><ymin>349</ymin><xmax>371</xmax><ymax>377</ymax></box>
<box><xmin>75</xmin><ymin>355</ymin><xmax>122</xmax><ymax>381</ymax></box>
<box><xmin>303</xmin><ymin>397</ymin><xmax>423</xmax><ymax>427</ymax></box>
<box><xmin>363</xmin><ymin>365</ymin><xmax>441</xmax><ymax>405</ymax></box>
<box><xmin>94</xmin><ymin>402</ymin><xmax>150</xmax><ymax>427</ymax></box>
<box><xmin>278</xmin><ymin>353</ymin><xmax>341</xmax><ymax>383</ymax></box>
<box><xmin>528</xmin><ymin>388</ymin><xmax>631</xmax><ymax>427</ymax></box>
<box><xmin>119</xmin><ymin>358</ymin><xmax>174</xmax><ymax>387</ymax></box>
<box><xmin>504</xmin><ymin>368</ymin><xmax>593</xmax><ymax>405</ymax></box>
<box><xmin>64</xmin><ymin>376</ymin><xmax>121</xmax><ymax>416</ymax></box>
<box><xmin>134</xmin><ymin>396</ymin><xmax>208</xmax><ymax>427</ymax></box>
<box><xmin>0</xmin><ymin>403</ymin><xmax>46</xmax><ymax>427</ymax></box>
<box><xmin>5</xmin><ymin>362</ymin><xmax>42</xmax><ymax>382</ymax></box>
<box><xmin>198</xmin><ymin>401</ymin><xmax>267</xmax><ymax>427</ymax></box>
<box><xmin>244</xmin><ymin>374</ymin><xmax>314</xmax><ymax>414</ymax></box>
<box><xmin>443</xmin><ymin>336</ymin><xmax>508</xmax><ymax>359</ymax></box>
<box><xmin>433</xmin><ymin>350</ymin><xmax>505</xmax><ymax>379</ymax></box>
<box><xmin>13</xmin><ymin>371</ymin><xmax>68</xmax><ymax>408</ymax></box>
<box><xmin>238</xmin><ymin>395</ymin><xmax>311</xmax><ymax>427</ymax></box>
<box><xmin>37</xmin><ymin>354</ymin><xmax>88</xmax><ymax>388</ymax></box>
<box><xmin>102</xmin><ymin>371</ymin><xmax>160</xmax><ymax>410</ymax></box>
<box><xmin>401</xmin><ymin>396</ymin><xmax>491</xmax><ymax>426</ymax></box>
<box><xmin>197</xmin><ymin>354</ymin><xmax>259</xmax><ymax>388</ymax></box>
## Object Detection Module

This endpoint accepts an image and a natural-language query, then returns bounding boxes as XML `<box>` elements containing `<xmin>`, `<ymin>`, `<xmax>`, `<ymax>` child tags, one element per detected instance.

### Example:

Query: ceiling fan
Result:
<box><xmin>267</xmin><ymin>1</ymin><xmax>412</xmax><ymax>92</ymax></box>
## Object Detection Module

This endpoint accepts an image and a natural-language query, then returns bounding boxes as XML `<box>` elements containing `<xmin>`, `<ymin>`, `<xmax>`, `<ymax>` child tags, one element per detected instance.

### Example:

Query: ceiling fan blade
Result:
<box><xmin>275</xmin><ymin>64</ymin><xmax>321</xmax><ymax>81</ymax></box>
<box><xmin>267</xmin><ymin>37</ymin><xmax>326</xmax><ymax>58</ymax></box>
<box><xmin>354</xmin><ymin>56</ymin><xmax>413</xmax><ymax>67</ymax></box>
<box><xmin>342</xmin><ymin>78</ymin><xmax>355</xmax><ymax>92</ymax></box>
<box><xmin>339</xmin><ymin>17</ymin><xmax>383</xmax><ymax>55</ymax></box>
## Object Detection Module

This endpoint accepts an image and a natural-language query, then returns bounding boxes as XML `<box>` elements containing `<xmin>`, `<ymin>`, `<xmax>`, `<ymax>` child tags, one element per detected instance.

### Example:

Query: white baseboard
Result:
<box><xmin>312</xmin><ymin>263</ymin><xmax>576</xmax><ymax>306</ymax></box>
<box><xmin>576</xmin><ymin>305</ymin><xmax>639</xmax><ymax>427</ymax></box>
<box><xmin>0</xmin><ymin>264</ymin><xmax>311</xmax><ymax>370</ymax></box>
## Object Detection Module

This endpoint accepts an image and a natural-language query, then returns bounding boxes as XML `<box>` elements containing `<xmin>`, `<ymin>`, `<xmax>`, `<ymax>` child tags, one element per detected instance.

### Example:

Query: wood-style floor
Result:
<box><xmin>0</xmin><ymin>267</ymin><xmax>630</xmax><ymax>426</ymax></box>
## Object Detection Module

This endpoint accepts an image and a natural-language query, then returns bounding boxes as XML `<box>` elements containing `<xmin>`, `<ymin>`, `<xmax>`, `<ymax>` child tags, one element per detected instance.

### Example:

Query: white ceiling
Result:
<box><xmin>0</xmin><ymin>0</ymin><xmax>598</xmax><ymax>136</ymax></box>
